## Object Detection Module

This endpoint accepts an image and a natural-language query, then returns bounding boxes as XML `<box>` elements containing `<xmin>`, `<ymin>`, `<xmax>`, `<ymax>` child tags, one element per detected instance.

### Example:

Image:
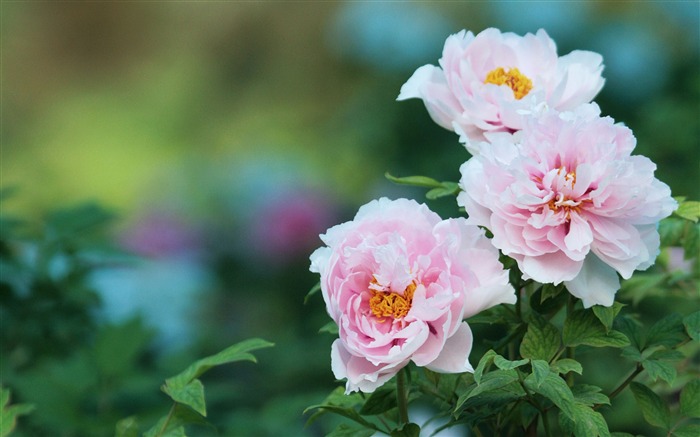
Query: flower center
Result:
<box><xmin>484</xmin><ymin>67</ymin><xmax>533</xmax><ymax>100</ymax></box>
<box><xmin>547</xmin><ymin>168</ymin><xmax>581</xmax><ymax>218</ymax></box>
<box><xmin>369</xmin><ymin>281</ymin><xmax>416</xmax><ymax>322</ymax></box>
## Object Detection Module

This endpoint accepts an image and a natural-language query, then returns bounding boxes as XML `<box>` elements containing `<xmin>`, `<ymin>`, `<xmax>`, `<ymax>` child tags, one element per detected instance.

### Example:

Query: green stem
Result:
<box><xmin>594</xmin><ymin>363</ymin><xmax>644</xmax><ymax>409</ymax></box>
<box><xmin>565</xmin><ymin>294</ymin><xmax>576</xmax><ymax>386</ymax></box>
<box><xmin>396</xmin><ymin>368</ymin><xmax>409</xmax><ymax>426</ymax></box>
<box><xmin>541</xmin><ymin>409</ymin><xmax>552</xmax><ymax>437</ymax></box>
<box><xmin>156</xmin><ymin>403</ymin><xmax>176</xmax><ymax>437</ymax></box>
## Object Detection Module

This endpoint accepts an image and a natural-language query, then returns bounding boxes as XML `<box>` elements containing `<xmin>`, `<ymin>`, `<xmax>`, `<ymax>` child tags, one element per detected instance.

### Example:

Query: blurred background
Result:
<box><xmin>1</xmin><ymin>2</ymin><xmax>698</xmax><ymax>436</ymax></box>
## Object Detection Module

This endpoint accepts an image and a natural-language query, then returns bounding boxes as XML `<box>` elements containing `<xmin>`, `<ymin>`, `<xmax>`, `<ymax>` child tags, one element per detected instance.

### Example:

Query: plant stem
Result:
<box><xmin>396</xmin><ymin>368</ymin><xmax>409</xmax><ymax>426</ymax></box>
<box><xmin>595</xmin><ymin>363</ymin><xmax>644</xmax><ymax>409</ymax></box>
<box><xmin>541</xmin><ymin>410</ymin><xmax>552</xmax><ymax>437</ymax></box>
<box><xmin>565</xmin><ymin>294</ymin><xmax>576</xmax><ymax>386</ymax></box>
<box><xmin>156</xmin><ymin>403</ymin><xmax>176</xmax><ymax>437</ymax></box>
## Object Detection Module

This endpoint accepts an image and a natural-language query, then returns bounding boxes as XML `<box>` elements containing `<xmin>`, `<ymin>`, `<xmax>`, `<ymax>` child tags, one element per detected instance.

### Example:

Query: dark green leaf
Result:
<box><xmin>641</xmin><ymin>359</ymin><xmax>676</xmax><ymax>385</ymax></box>
<box><xmin>304</xmin><ymin>282</ymin><xmax>321</xmax><ymax>304</ymax></box>
<box><xmin>615</xmin><ymin>316</ymin><xmax>644</xmax><ymax>351</ymax></box>
<box><xmin>520</xmin><ymin>317</ymin><xmax>561</xmax><ymax>361</ymax></box>
<box><xmin>327</xmin><ymin>424</ymin><xmax>375</xmax><ymax>437</ymax></box>
<box><xmin>473</xmin><ymin>350</ymin><xmax>497</xmax><ymax>384</ymax></box>
<box><xmin>672</xmin><ymin>424</ymin><xmax>700</xmax><ymax>437</ymax></box>
<box><xmin>162</xmin><ymin>379</ymin><xmax>206</xmax><ymax>417</ymax></box>
<box><xmin>563</xmin><ymin>310</ymin><xmax>630</xmax><ymax>348</ymax></box>
<box><xmin>385</xmin><ymin>173</ymin><xmax>442</xmax><ymax>188</ymax></box>
<box><xmin>115</xmin><ymin>417</ymin><xmax>140</xmax><ymax>437</ymax></box>
<box><xmin>530</xmin><ymin>360</ymin><xmax>550</xmax><ymax>388</ymax></box>
<box><xmin>592</xmin><ymin>302</ymin><xmax>625</xmax><ymax>333</ymax></box>
<box><xmin>390</xmin><ymin>423</ymin><xmax>420</xmax><ymax>437</ymax></box>
<box><xmin>683</xmin><ymin>311</ymin><xmax>700</xmax><ymax>341</ymax></box>
<box><xmin>165</xmin><ymin>338</ymin><xmax>273</xmax><ymax>389</ymax></box>
<box><xmin>359</xmin><ymin>386</ymin><xmax>396</xmax><ymax>415</ymax></box>
<box><xmin>524</xmin><ymin>373</ymin><xmax>576</xmax><ymax>420</ymax></box>
<box><xmin>493</xmin><ymin>355</ymin><xmax>529</xmax><ymax>370</ymax></box>
<box><xmin>559</xmin><ymin>403</ymin><xmax>610</xmax><ymax>437</ymax></box>
<box><xmin>646</xmin><ymin>313</ymin><xmax>687</xmax><ymax>349</ymax></box>
<box><xmin>629</xmin><ymin>382</ymin><xmax>671</xmax><ymax>429</ymax></box>
<box><xmin>572</xmin><ymin>384</ymin><xmax>610</xmax><ymax>407</ymax></box>
<box><xmin>540</xmin><ymin>284</ymin><xmax>563</xmax><ymax>303</ymax></box>
<box><xmin>682</xmin><ymin>222</ymin><xmax>699</xmax><ymax>260</ymax></box>
<box><xmin>680</xmin><ymin>379</ymin><xmax>700</xmax><ymax>418</ymax></box>
<box><xmin>551</xmin><ymin>359</ymin><xmax>583</xmax><ymax>376</ymax></box>
<box><xmin>457</xmin><ymin>369</ymin><xmax>519</xmax><ymax>407</ymax></box>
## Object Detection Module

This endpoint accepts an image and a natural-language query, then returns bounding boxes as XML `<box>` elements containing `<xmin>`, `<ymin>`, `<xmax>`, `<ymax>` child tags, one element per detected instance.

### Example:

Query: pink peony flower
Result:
<box><xmin>309</xmin><ymin>198</ymin><xmax>515</xmax><ymax>393</ymax></box>
<box><xmin>397</xmin><ymin>28</ymin><xmax>605</xmax><ymax>146</ymax></box>
<box><xmin>457</xmin><ymin>103</ymin><xmax>677</xmax><ymax>308</ymax></box>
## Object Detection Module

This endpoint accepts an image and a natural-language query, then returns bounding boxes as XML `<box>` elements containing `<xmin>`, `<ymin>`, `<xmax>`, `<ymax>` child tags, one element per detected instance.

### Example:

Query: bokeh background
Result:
<box><xmin>1</xmin><ymin>2</ymin><xmax>698</xmax><ymax>436</ymax></box>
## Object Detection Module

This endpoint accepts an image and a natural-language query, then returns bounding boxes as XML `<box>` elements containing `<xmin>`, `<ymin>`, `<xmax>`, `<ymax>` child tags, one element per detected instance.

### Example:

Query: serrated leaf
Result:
<box><xmin>473</xmin><ymin>350</ymin><xmax>497</xmax><ymax>384</ymax></box>
<box><xmin>359</xmin><ymin>386</ymin><xmax>396</xmax><ymax>415</ymax></box>
<box><xmin>563</xmin><ymin>310</ymin><xmax>630</xmax><ymax>348</ymax></box>
<box><xmin>629</xmin><ymin>382</ymin><xmax>671</xmax><ymax>429</ymax></box>
<box><xmin>304</xmin><ymin>282</ymin><xmax>321</xmax><ymax>304</ymax></box>
<box><xmin>592</xmin><ymin>302</ymin><xmax>625</xmax><ymax>333</ymax></box>
<box><xmin>390</xmin><ymin>423</ymin><xmax>420</xmax><ymax>437</ymax></box>
<box><xmin>646</xmin><ymin>313</ymin><xmax>687</xmax><ymax>349</ymax></box>
<box><xmin>551</xmin><ymin>359</ymin><xmax>583</xmax><ymax>376</ymax></box>
<box><xmin>162</xmin><ymin>379</ymin><xmax>206</xmax><ymax>417</ymax></box>
<box><xmin>165</xmin><ymin>338</ymin><xmax>273</xmax><ymax>389</ymax></box>
<box><xmin>524</xmin><ymin>373</ymin><xmax>576</xmax><ymax>420</ymax></box>
<box><xmin>672</xmin><ymin>423</ymin><xmax>700</xmax><ymax>437</ymax></box>
<box><xmin>115</xmin><ymin>416</ymin><xmax>140</xmax><ymax>437</ymax></box>
<box><xmin>572</xmin><ymin>384</ymin><xmax>610</xmax><ymax>407</ymax></box>
<box><xmin>683</xmin><ymin>311</ymin><xmax>700</xmax><ymax>341</ymax></box>
<box><xmin>458</xmin><ymin>369</ymin><xmax>519</xmax><ymax>406</ymax></box>
<box><xmin>647</xmin><ymin>349</ymin><xmax>685</xmax><ymax>362</ymax></box>
<box><xmin>675</xmin><ymin>200</ymin><xmax>700</xmax><ymax>222</ymax></box>
<box><xmin>680</xmin><ymin>379</ymin><xmax>700</xmax><ymax>418</ymax></box>
<box><xmin>493</xmin><ymin>355</ymin><xmax>529</xmax><ymax>370</ymax></box>
<box><xmin>327</xmin><ymin>423</ymin><xmax>375</xmax><ymax>437</ymax></box>
<box><xmin>520</xmin><ymin>317</ymin><xmax>561</xmax><ymax>361</ymax></box>
<box><xmin>385</xmin><ymin>173</ymin><xmax>442</xmax><ymax>188</ymax></box>
<box><xmin>559</xmin><ymin>403</ymin><xmax>611</xmax><ymax>437</ymax></box>
<box><xmin>615</xmin><ymin>316</ymin><xmax>644</xmax><ymax>351</ymax></box>
<box><xmin>530</xmin><ymin>360</ymin><xmax>550</xmax><ymax>388</ymax></box>
<box><xmin>540</xmin><ymin>284</ymin><xmax>563</xmax><ymax>303</ymax></box>
<box><xmin>642</xmin><ymin>360</ymin><xmax>677</xmax><ymax>385</ymax></box>
<box><xmin>319</xmin><ymin>321</ymin><xmax>339</xmax><ymax>335</ymax></box>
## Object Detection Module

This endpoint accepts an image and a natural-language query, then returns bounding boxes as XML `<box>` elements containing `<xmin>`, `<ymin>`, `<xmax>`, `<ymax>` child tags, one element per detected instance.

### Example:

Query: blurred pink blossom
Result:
<box><xmin>458</xmin><ymin>104</ymin><xmax>677</xmax><ymax>307</ymax></box>
<box><xmin>310</xmin><ymin>198</ymin><xmax>515</xmax><ymax>393</ymax></box>
<box><xmin>398</xmin><ymin>28</ymin><xmax>605</xmax><ymax>146</ymax></box>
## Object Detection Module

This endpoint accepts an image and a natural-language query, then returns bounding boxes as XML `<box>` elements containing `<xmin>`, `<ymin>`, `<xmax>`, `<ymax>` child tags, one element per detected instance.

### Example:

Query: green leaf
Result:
<box><xmin>0</xmin><ymin>387</ymin><xmax>34</xmax><ymax>437</ymax></box>
<box><xmin>675</xmin><ymin>200</ymin><xmax>700</xmax><ymax>222</ymax></box>
<box><xmin>572</xmin><ymin>384</ymin><xmax>610</xmax><ymax>407</ymax></box>
<box><xmin>672</xmin><ymin>424</ymin><xmax>700</xmax><ymax>437</ymax></box>
<box><xmin>390</xmin><ymin>423</ymin><xmax>420</xmax><ymax>437</ymax></box>
<box><xmin>659</xmin><ymin>217</ymin><xmax>687</xmax><ymax>247</ymax></box>
<box><xmin>458</xmin><ymin>369</ymin><xmax>519</xmax><ymax>406</ymax></box>
<box><xmin>144</xmin><ymin>418</ymin><xmax>187</xmax><ymax>437</ymax></box>
<box><xmin>524</xmin><ymin>373</ymin><xmax>577</xmax><ymax>420</ymax></box>
<box><xmin>551</xmin><ymin>359</ymin><xmax>583</xmax><ymax>376</ymax></box>
<box><xmin>473</xmin><ymin>350</ymin><xmax>497</xmax><ymax>384</ymax></box>
<box><xmin>540</xmin><ymin>284</ymin><xmax>563</xmax><ymax>303</ymax></box>
<box><xmin>385</xmin><ymin>173</ymin><xmax>443</xmax><ymax>188</ymax></box>
<box><xmin>629</xmin><ymin>382</ymin><xmax>671</xmax><ymax>429</ymax></box>
<box><xmin>304</xmin><ymin>387</ymin><xmax>373</xmax><ymax>429</ymax></box>
<box><xmin>592</xmin><ymin>302</ymin><xmax>625</xmax><ymax>333</ymax></box>
<box><xmin>165</xmin><ymin>338</ymin><xmax>273</xmax><ymax>390</ymax></box>
<box><xmin>493</xmin><ymin>355</ymin><xmax>529</xmax><ymax>370</ymax></box>
<box><xmin>359</xmin><ymin>386</ymin><xmax>396</xmax><ymax>415</ymax></box>
<box><xmin>615</xmin><ymin>316</ymin><xmax>644</xmax><ymax>351</ymax></box>
<box><xmin>327</xmin><ymin>424</ymin><xmax>375</xmax><ymax>437</ymax></box>
<box><xmin>642</xmin><ymin>359</ymin><xmax>677</xmax><ymax>385</ymax></box>
<box><xmin>425</xmin><ymin>182</ymin><xmax>460</xmax><ymax>200</ymax></box>
<box><xmin>530</xmin><ymin>360</ymin><xmax>550</xmax><ymax>388</ymax></box>
<box><xmin>680</xmin><ymin>379</ymin><xmax>700</xmax><ymax>418</ymax></box>
<box><xmin>162</xmin><ymin>379</ymin><xmax>206</xmax><ymax>417</ymax></box>
<box><xmin>304</xmin><ymin>282</ymin><xmax>321</xmax><ymax>304</ymax></box>
<box><xmin>115</xmin><ymin>417</ymin><xmax>140</xmax><ymax>437</ymax></box>
<box><xmin>646</xmin><ymin>313</ymin><xmax>687</xmax><ymax>349</ymax></box>
<box><xmin>682</xmin><ymin>222</ymin><xmax>700</xmax><ymax>260</ymax></box>
<box><xmin>319</xmin><ymin>321</ymin><xmax>339</xmax><ymax>335</ymax></box>
<box><xmin>559</xmin><ymin>403</ymin><xmax>611</xmax><ymax>437</ymax></box>
<box><xmin>520</xmin><ymin>317</ymin><xmax>561</xmax><ymax>361</ymax></box>
<box><xmin>683</xmin><ymin>311</ymin><xmax>700</xmax><ymax>341</ymax></box>
<box><xmin>563</xmin><ymin>310</ymin><xmax>630</xmax><ymax>348</ymax></box>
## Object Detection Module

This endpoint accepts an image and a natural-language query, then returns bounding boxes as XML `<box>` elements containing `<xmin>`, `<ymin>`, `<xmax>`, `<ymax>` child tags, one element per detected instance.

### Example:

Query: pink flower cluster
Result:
<box><xmin>310</xmin><ymin>198</ymin><xmax>515</xmax><ymax>393</ymax></box>
<box><xmin>311</xmin><ymin>27</ymin><xmax>677</xmax><ymax>393</ymax></box>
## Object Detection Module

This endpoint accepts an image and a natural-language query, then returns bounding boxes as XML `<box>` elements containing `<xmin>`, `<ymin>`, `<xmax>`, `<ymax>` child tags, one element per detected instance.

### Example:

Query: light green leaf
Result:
<box><xmin>304</xmin><ymin>282</ymin><xmax>321</xmax><ymax>304</ymax></box>
<box><xmin>572</xmin><ymin>384</ymin><xmax>610</xmax><ymax>407</ymax></box>
<box><xmin>162</xmin><ymin>379</ymin><xmax>206</xmax><ymax>417</ymax></box>
<box><xmin>563</xmin><ymin>310</ymin><xmax>630</xmax><ymax>348</ymax></box>
<box><xmin>642</xmin><ymin>359</ymin><xmax>677</xmax><ymax>385</ymax></box>
<box><xmin>319</xmin><ymin>321</ymin><xmax>339</xmax><ymax>335</ymax></box>
<box><xmin>359</xmin><ymin>386</ymin><xmax>396</xmax><ymax>415</ymax></box>
<box><xmin>115</xmin><ymin>416</ymin><xmax>140</xmax><ymax>437</ymax></box>
<box><xmin>385</xmin><ymin>173</ymin><xmax>443</xmax><ymax>188</ymax></box>
<box><xmin>592</xmin><ymin>302</ymin><xmax>625</xmax><ymax>333</ymax></box>
<box><xmin>629</xmin><ymin>382</ymin><xmax>671</xmax><ymax>429</ymax></box>
<box><xmin>530</xmin><ymin>360</ymin><xmax>550</xmax><ymax>388</ymax></box>
<box><xmin>144</xmin><ymin>416</ymin><xmax>187</xmax><ymax>437</ymax></box>
<box><xmin>0</xmin><ymin>387</ymin><xmax>34</xmax><ymax>437</ymax></box>
<box><xmin>672</xmin><ymin>424</ymin><xmax>700</xmax><ymax>437</ymax></box>
<box><xmin>551</xmin><ymin>359</ymin><xmax>583</xmax><ymax>376</ymax></box>
<box><xmin>646</xmin><ymin>313</ymin><xmax>687</xmax><ymax>349</ymax></box>
<box><xmin>473</xmin><ymin>350</ymin><xmax>497</xmax><ymax>385</ymax></box>
<box><xmin>683</xmin><ymin>311</ymin><xmax>700</xmax><ymax>341</ymax></box>
<box><xmin>463</xmin><ymin>369</ymin><xmax>520</xmax><ymax>403</ymax></box>
<box><xmin>390</xmin><ymin>423</ymin><xmax>421</xmax><ymax>437</ymax></box>
<box><xmin>559</xmin><ymin>403</ymin><xmax>611</xmax><ymax>437</ymax></box>
<box><xmin>680</xmin><ymin>379</ymin><xmax>700</xmax><ymax>418</ymax></box>
<box><xmin>674</xmin><ymin>200</ymin><xmax>700</xmax><ymax>222</ymax></box>
<box><xmin>327</xmin><ymin>424</ymin><xmax>375</xmax><ymax>437</ymax></box>
<box><xmin>165</xmin><ymin>338</ymin><xmax>273</xmax><ymax>389</ymax></box>
<box><xmin>493</xmin><ymin>355</ymin><xmax>529</xmax><ymax>370</ymax></box>
<box><xmin>520</xmin><ymin>317</ymin><xmax>561</xmax><ymax>361</ymax></box>
<box><xmin>524</xmin><ymin>373</ymin><xmax>576</xmax><ymax>420</ymax></box>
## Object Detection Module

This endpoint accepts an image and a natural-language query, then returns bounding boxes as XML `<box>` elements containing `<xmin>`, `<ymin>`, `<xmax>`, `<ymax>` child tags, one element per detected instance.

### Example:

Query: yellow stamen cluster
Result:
<box><xmin>369</xmin><ymin>282</ymin><xmax>416</xmax><ymax>322</ymax></box>
<box><xmin>484</xmin><ymin>67</ymin><xmax>533</xmax><ymax>100</ymax></box>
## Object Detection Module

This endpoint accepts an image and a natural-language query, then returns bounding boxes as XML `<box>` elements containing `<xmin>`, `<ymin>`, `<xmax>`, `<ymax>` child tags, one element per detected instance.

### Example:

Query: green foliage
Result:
<box><xmin>385</xmin><ymin>173</ymin><xmax>461</xmax><ymax>200</ymax></box>
<box><xmin>0</xmin><ymin>387</ymin><xmax>34</xmax><ymax>437</ymax></box>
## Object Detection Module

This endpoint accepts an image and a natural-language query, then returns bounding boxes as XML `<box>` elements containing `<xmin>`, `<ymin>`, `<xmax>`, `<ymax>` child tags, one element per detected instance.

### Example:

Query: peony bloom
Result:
<box><xmin>310</xmin><ymin>198</ymin><xmax>515</xmax><ymax>393</ymax></box>
<box><xmin>397</xmin><ymin>28</ymin><xmax>605</xmax><ymax>146</ymax></box>
<box><xmin>457</xmin><ymin>104</ymin><xmax>677</xmax><ymax>308</ymax></box>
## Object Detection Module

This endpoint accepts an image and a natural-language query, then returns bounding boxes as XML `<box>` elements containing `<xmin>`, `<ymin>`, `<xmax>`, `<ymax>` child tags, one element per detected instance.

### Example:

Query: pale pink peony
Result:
<box><xmin>397</xmin><ymin>28</ymin><xmax>605</xmax><ymax>146</ymax></box>
<box><xmin>309</xmin><ymin>198</ymin><xmax>515</xmax><ymax>393</ymax></box>
<box><xmin>457</xmin><ymin>104</ymin><xmax>677</xmax><ymax>308</ymax></box>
